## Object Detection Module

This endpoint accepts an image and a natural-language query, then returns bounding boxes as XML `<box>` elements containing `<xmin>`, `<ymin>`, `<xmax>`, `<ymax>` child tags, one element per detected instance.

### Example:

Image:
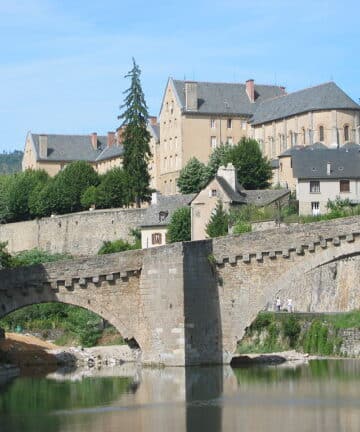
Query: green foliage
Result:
<box><xmin>98</xmin><ymin>239</ymin><xmax>135</xmax><ymax>255</ymax></box>
<box><xmin>205</xmin><ymin>200</ymin><xmax>229</xmax><ymax>238</ymax></box>
<box><xmin>0</xmin><ymin>150</ymin><xmax>23</xmax><ymax>174</ymax></box>
<box><xmin>177</xmin><ymin>157</ymin><xmax>208</xmax><ymax>194</ymax></box>
<box><xmin>118</xmin><ymin>58</ymin><xmax>151</xmax><ymax>207</ymax></box>
<box><xmin>0</xmin><ymin>242</ymin><xmax>12</xmax><ymax>268</ymax></box>
<box><xmin>232</xmin><ymin>220</ymin><xmax>252</xmax><ymax>235</ymax></box>
<box><xmin>96</xmin><ymin>168</ymin><xmax>130</xmax><ymax>208</ymax></box>
<box><xmin>80</xmin><ymin>185</ymin><xmax>98</xmax><ymax>209</ymax></box>
<box><xmin>11</xmin><ymin>249</ymin><xmax>71</xmax><ymax>267</ymax></box>
<box><xmin>251</xmin><ymin>312</ymin><xmax>274</xmax><ymax>332</ymax></box>
<box><xmin>167</xmin><ymin>206</ymin><xmax>191</xmax><ymax>243</ymax></box>
<box><xmin>304</xmin><ymin>320</ymin><xmax>333</xmax><ymax>355</ymax></box>
<box><xmin>52</xmin><ymin>161</ymin><xmax>99</xmax><ymax>214</ymax></box>
<box><xmin>282</xmin><ymin>315</ymin><xmax>301</xmax><ymax>348</ymax></box>
<box><xmin>206</xmin><ymin>138</ymin><xmax>272</xmax><ymax>189</ymax></box>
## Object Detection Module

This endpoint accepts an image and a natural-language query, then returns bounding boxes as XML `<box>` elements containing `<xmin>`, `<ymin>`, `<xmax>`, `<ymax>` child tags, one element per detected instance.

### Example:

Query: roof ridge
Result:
<box><xmin>32</xmin><ymin>132</ymin><xmax>108</xmax><ymax>138</ymax></box>
<box><xmin>172</xmin><ymin>78</ymin><xmax>281</xmax><ymax>88</ymax></box>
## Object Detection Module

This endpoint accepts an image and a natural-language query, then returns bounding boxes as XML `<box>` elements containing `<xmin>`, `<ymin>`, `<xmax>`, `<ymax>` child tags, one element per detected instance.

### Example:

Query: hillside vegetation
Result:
<box><xmin>0</xmin><ymin>151</ymin><xmax>23</xmax><ymax>174</ymax></box>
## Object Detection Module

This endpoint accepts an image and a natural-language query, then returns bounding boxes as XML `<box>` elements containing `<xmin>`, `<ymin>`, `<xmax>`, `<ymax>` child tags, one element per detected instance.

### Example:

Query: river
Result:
<box><xmin>1</xmin><ymin>360</ymin><xmax>360</xmax><ymax>432</ymax></box>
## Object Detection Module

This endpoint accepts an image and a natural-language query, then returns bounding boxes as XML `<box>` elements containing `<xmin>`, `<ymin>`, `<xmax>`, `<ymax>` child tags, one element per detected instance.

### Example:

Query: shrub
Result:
<box><xmin>167</xmin><ymin>207</ymin><xmax>191</xmax><ymax>243</ymax></box>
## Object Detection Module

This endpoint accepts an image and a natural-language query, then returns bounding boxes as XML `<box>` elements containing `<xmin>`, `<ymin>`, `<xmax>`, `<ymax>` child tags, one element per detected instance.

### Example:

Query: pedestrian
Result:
<box><xmin>276</xmin><ymin>297</ymin><xmax>281</xmax><ymax>312</ymax></box>
<box><xmin>287</xmin><ymin>298</ymin><xmax>293</xmax><ymax>313</ymax></box>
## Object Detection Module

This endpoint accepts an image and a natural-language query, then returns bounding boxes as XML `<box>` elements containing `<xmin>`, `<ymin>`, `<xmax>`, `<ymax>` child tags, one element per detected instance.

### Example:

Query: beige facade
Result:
<box><xmin>253</xmin><ymin>109</ymin><xmax>360</xmax><ymax>162</ymax></box>
<box><xmin>141</xmin><ymin>226</ymin><xmax>167</xmax><ymax>249</ymax></box>
<box><xmin>157</xmin><ymin>80</ymin><xmax>250</xmax><ymax>195</ymax></box>
<box><xmin>298</xmin><ymin>179</ymin><xmax>360</xmax><ymax>216</ymax></box>
<box><xmin>191</xmin><ymin>178</ymin><xmax>233</xmax><ymax>241</ymax></box>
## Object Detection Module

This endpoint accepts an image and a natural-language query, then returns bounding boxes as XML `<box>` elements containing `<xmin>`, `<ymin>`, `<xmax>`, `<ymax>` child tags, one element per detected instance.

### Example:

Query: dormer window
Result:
<box><xmin>159</xmin><ymin>211</ymin><xmax>169</xmax><ymax>222</ymax></box>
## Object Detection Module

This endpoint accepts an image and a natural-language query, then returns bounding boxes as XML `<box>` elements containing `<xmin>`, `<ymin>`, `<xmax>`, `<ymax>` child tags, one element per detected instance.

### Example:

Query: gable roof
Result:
<box><xmin>292</xmin><ymin>146</ymin><xmax>360</xmax><ymax>179</ymax></box>
<box><xmin>141</xmin><ymin>193</ymin><xmax>196</xmax><ymax>227</ymax></box>
<box><xmin>251</xmin><ymin>82</ymin><xmax>360</xmax><ymax>125</ymax></box>
<box><xmin>30</xmin><ymin>133</ymin><xmax>123</xmax><ymax>163</ymax></box>
<box><xmin>171</xmin><ymin>79</ymin><xmax>284</xmax><ymax>116</ymax></box>
<box><xmin>148</xmin><ymin>122</ymin><xmax>160</xmax><ymax>141</ymax></box>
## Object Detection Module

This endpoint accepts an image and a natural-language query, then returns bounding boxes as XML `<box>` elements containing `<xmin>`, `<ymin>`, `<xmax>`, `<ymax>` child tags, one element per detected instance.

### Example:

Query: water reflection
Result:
<box><xmin>1</xmin><ymin>360</ymin><xmax>360</xmax><ymax>432</ymax></box>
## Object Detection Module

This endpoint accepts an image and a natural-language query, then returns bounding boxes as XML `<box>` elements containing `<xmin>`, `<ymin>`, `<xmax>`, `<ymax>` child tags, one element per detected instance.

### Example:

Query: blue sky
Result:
<box><xmin>1</xmin><ymin>0</ymin><xmax>359</xmax><ymax>152</ymax></box>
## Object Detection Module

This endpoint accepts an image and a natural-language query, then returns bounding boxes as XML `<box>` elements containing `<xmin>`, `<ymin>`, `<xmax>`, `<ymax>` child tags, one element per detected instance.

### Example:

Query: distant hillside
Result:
<box><xmin>0</xmin><ymin>151</ymin><xmax>23</xmax><ymax>174</ymax></box>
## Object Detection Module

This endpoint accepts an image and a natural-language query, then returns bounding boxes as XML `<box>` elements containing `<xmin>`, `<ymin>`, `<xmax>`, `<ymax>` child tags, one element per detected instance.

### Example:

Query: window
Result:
<box><xmin>289</xmin><ymin>131</ymin><xmax>293</xmax><ymax>147</ymax></box>
<box><xmin>227</xmin><ymin>118</ymin><xmax>232</xmax><ymax>129</ymax></box>
<box><xmin>152</xmin><ymin>233</ymin><xmax>162</xmax><ymax>245</ymax></box>
<box><xmin>340</xmin><ymin>180</ymin><xmax>350</xmax><ymax>193</ymax></box>
<box><xmin>310</xmin><ymin>180</ymin><xmax>320</xmax><ymax>193</ymax></box>
<box><xmin>344</xmin><ymin>125</ymin><xmax>350</xmax><ymax>142</ymax></box>
<box><xmin>319</xmin><ymin>126</ymin><xmax>324</xmax><ymax>142</ymax></box>
<box><xmin>241</xmin><ymin>121</ymin><xmax>247</xmax><ymax>130</ymax></box>
<box><xmin>210</xmin><ymin>119</ymin><xmax>216</xmax><ymax>128</ymax></box>
<box><xmin>311</xmin><ymin>202</ymin><xmax>320</xmax><ymax>216</ymax></box>
<box><xmin>301</xmin><ymin>127</ymin><xmax>306</xmax><ymax>145</ymax></box>
<box><xmin>227</xmin><ymin>137</ymin><xmax>233</xmax><ymax>145</ymax></box>
<box><xmin>211</xmin><ymin>189</ymin><xmax>217</xmax><ymax>197</ymax></box>
<box><xmin>211</xmin><ymin>136</ymin><xmax>217</xmax><ymax>149</ymax></box>
<box><xmin>159</xmin><ymin>211</ymin><xmax>168</xmax><ymax>222</ymax></box>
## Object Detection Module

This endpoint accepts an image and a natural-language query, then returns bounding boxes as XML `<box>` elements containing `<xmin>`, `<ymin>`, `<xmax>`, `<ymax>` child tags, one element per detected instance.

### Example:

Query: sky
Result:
<box><xmin>1</xmin><ymin>0</ymin><xmax>360</xmax><ymax>152</ymax></box>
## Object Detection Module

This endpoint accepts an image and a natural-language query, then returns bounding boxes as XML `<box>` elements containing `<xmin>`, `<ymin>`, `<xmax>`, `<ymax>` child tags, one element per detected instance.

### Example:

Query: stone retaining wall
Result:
<box><xmin>339</xmin><ymin>328</ymin><xmax>360</xmax><ymax>357</ymax></box>
<box><xmin>0</xmin><ymin>207</ymin><xmax>145</xmax><ymax>256</ymax></box>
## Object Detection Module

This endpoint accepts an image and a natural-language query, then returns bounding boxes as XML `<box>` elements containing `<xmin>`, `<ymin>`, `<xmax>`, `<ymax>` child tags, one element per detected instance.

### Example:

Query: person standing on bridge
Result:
<box><xmin>276</xmin><ymin>297</ymin><xmax>281</xmax><ymax>312</ymax></box>
<box><xmin>287</xmin><ymin>299</ymin><xmax>293</xmax><ymax>313</ymax></box>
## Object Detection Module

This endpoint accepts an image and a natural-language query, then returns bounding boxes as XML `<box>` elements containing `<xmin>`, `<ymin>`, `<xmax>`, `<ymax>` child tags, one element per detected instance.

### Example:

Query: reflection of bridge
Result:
<box><xmin>1</xmin><ymin>216</ymin><xmax>360</xmax><ymax>366</ymax></box>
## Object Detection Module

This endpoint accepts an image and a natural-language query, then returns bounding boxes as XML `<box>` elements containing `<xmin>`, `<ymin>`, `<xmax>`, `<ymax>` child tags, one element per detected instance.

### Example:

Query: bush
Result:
<box><xmin>98</xmin><ymin>239</ymin><xmax>135</xmax><ymax>255</ymax></box>
<box><xmin>282</xmin><ymin>315</ymin><xmax>301</xmax><ymax>348</ymax></box>
<box><xmin>206</xmin><ymin>200</ymin><xmax>229</xmax><ymax>238</ymax></box>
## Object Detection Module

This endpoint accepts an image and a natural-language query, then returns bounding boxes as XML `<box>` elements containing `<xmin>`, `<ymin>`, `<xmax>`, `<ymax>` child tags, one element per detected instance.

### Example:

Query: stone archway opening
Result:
<box><xmin>0</xmin><ymin>301</ymin><xmax>140</xmax><ymax>351</ymax></box>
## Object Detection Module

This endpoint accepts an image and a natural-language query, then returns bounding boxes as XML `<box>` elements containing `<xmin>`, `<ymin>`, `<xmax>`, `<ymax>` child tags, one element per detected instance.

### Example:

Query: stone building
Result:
<box><xmin>191</xmin><ymin>164</ymin><xmax>289</xmax><ymax>241</ymax></box>
<box><xmin>155</xmin><ymin>78</ymin><xmax>360</xmax><ymax>195</ymax></box>
<box><xmin>292</xmin><ymin>144</ymin><xmax>360</xmax><ymax>216</ymax></box>
<box><xmin>22</xmin><ymin>131</ymin><xmax>123</xmax><ymax>176</ymax></box>
<box><xmin>140</xmin><ymin>192</ymin><xmax>195</xmax><ymax>248</ymax></box>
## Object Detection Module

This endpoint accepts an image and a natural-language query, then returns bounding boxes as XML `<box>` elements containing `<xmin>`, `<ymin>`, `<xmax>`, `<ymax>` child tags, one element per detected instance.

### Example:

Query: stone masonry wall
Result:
<box><xmin>339</xmin><ymin>329</ymin><xmax>360</xmax><ymax>357</ymax></box>
<box><xmin>0</xmin><ymin>208</ymin><xmax>145</xmax><ymax>256</ymax></box>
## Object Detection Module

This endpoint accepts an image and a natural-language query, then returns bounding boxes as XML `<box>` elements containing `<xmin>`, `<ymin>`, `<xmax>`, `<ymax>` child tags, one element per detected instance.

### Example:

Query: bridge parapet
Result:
<box><xmin>212</xmin><ymin>216</ymin><xmax>360</xmax><ymax>265</ymax></box>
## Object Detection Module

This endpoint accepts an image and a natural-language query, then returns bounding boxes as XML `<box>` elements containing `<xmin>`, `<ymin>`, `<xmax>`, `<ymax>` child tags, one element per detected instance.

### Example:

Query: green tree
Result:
<box><xmin>96</xmin><ymin>167</ymin><xmax>130</xmax><ymax>208</ymax></box>
<box><xmin>229</xmin><ymin>138</ymin><xmax>272</xmax><ymax>189</ymax></box>
<box><xmin>0</xmin><ymin>175</ymin><xmax>13</xmax><ymax>222</ymax></box>
<box><xmin>7</xmin><ymin>170</ymin><xmax>50</xmax><ymax>222</ymax></box>
<box><xmin>206</xmin><ymin>143</ymin><xmax>233</xmax><ymax>179</ymax></box>
<box><xmin>206</xmin><ymin>200</ymin><xmax>229</xmax><ymax>238</ymax></box>
<box><xmin>118</xmin><ymin>59</ymin><xmax>151</xmax><ymax>207</ymax></box>
<box><xmin>167</xmin><ymin>207</ymin><xmax>191</xmax><ymax>243</ymax></box>
<box><xmin>177</xmin><ymin>157</ymin><xmax>208</xmax><ymax>194</ymax></box>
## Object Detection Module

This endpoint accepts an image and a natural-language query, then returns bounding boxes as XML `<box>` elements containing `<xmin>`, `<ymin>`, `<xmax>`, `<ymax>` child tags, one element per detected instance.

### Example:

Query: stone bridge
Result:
<box><xmin>1</xmin><ymin>216</ymin><xmax>360</xmax><ymax>366</ymax></box>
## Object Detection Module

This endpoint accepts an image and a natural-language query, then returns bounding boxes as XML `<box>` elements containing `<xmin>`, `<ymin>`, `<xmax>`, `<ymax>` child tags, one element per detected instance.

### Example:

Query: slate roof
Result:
<box><xmin>215</xmin><ymin>176</ymin><xmax>247</xmax><ymax>203</ymax></box>
<box><xmin>279</xmin><ymin>142</ymin><xmax>327</xmax><ymax>157</ymax></box>
<box><xmin>292</xmin><ymin>146</ymin><xmax>360</xmax><ymax>179</ymax></box>
<box><xmin>244</xmin><ymin>188</ymin><xmax>290</xmax><ymax>206</ymax></box>
<box><xmin>172</xmin><ymin>79</ymin><xmax>284</xmax><ymax>116</ymax></box>
<box><xmin>148</xmin><ymin>123</ymin><xmax>160</xmax><ymax>141</ymax></box>
<box><xmin>251</xmin><ymin>82</ymin><xmax>360</xmax><ymax>125</ymax></box>
<box><xmin>141</xmin><ymin>193</ymin><xmax>196</xmax><ymax>227</ymax></box>
<box><xmin>31</xmin><ymin>133</ymin><xmax>123</xmax><ymax>162</ymax></box>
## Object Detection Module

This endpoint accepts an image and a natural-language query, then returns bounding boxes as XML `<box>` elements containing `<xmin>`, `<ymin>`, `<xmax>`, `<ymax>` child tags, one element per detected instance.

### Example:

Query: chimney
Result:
<box><xmin>327</xmin><ymin>162</ymin><xmax>332</xmax><ymax>175</ymax></box>
<box><xmin>217</xmin><ymin>163</ymin><xmax>237</xmax><ymax>191</ymax></box>
<box><xmin>185</xmin><ymin>81</ymin><xmax>198</xmax><ymax>111</ymax></box>
<box><xmin>246</xmin><ymin>79</ymin><xmax>255</xmax><ymax>103</ymax></box>
<box><xmin>90</xmin><ymin>132</ymin><xmax>98</xmax><ymax>150</ymax></box>
<box><xmin>39</xmin><ymin>135</ymin><xmax>48</xmax><ymax>159</ymax></box>
<box><xmin>149</xmin><ymin>116</ymin><xmax>157</xmax><ymax>125</ymax></box>
<box><xmin>107</xmin><ymin>131</ymin><xmax>115</xmax><ymax>147</ymax></box>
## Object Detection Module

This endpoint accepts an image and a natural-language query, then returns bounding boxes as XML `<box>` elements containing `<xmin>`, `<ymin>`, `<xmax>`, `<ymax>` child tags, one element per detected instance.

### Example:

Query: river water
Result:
<box><xmin>1</xmin><ymin>360</ymin><xmax>360</xmax><ymax>432</ymax></box>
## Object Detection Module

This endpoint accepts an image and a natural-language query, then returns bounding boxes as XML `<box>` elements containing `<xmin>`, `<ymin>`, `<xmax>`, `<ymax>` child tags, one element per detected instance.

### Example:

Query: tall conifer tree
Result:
<box><xmin>118</xmin><ymin>58</ymin><xmax>151</xmax><ymax>207</ymax></box>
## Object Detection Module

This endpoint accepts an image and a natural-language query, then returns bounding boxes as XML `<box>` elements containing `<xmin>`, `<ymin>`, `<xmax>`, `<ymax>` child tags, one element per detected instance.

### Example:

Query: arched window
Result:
<box><xmin>344</xmin><ymin>125</ymin><xmax>350</xmax><ymax>142</ymax></box>
<box><xmin>319</xmin><ymin>125</ymin><xmax>324</xmax><ymax>142</ymax></box>
<box><xmin>301</xmin><ymin>127</ymin><xmax>306</xmax><ymax>145</ymax></box>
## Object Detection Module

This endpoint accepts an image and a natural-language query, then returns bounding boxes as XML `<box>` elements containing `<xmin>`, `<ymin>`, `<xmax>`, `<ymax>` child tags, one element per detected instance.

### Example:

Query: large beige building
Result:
<box><xmin>22</xmin><ymin>131</ymin><xmax>123</xmax><ymax>176</ymax></box>
<box><xmin>154</xmin><ymin>79</ymin><xmax>360</xmax><ymax>195</ymax></box>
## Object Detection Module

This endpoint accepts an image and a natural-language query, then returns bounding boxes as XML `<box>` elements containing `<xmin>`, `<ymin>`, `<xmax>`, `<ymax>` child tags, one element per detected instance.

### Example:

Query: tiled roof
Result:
<box><xmin>172</xmin><ymin>79</ymin><xmax>284</xmax><ymax>116</ymax></box>
<box><xmin>31</xmin><ymin>133</ymin><xmax>123</xmax><ymax>163</ymax></box>
<box><xmin>215</xmin><ymin>176</ymin><xmax>247</xmax><ymax>203</ymax></box>
<box><xmin>141</xmin><ymin>193</ymin><xmax>196</xmax><ymax>227</ymax></box>
<box><xmin>292</xmin><ymin>146</ymin><xmax>360</xmax><ymax>179</ymax></box>
<box><xmin>251</xmin><ymin>82</ymin><xmax>360</xmax><ymax>125</ymax></box>
<box><xmin>148</xmin><ymin>123</ymin><xmax>160</xmax><ymax>141</ymax></box>
<box><xmin>279</xmin><ymin>143</ymin><xmax>327</xmax><ymax>157</ymax></box>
